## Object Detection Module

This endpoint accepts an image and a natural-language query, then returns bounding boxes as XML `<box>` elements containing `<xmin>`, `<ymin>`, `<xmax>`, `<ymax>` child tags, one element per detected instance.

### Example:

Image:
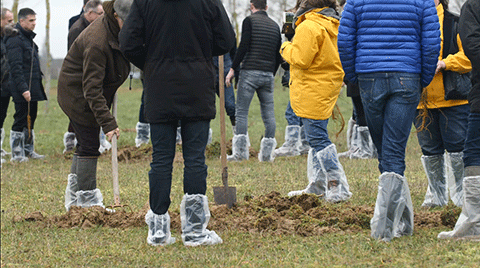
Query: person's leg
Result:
<box><xmin>358</xmin><ymin>73</ymin><xmax>389</xmax><ymax>173</ymax></box>
<box><xmin>10</xmin><ymin>102</ymin><xmax>29</xmax><ymax>162</ymax></box>
<box><xmin>180</xmin><ymin>119</ymin><xmax>222</xmax><ymax>246</ymax></box>
<box><xmin>223</xmin><ymin>55</ymin><xmax>236</xmax><ymax>122</ymax></box>
<box><xmin>414</xmin><ymin>109</ymin><xmax>448</xmax><ymax>207</ymax></box>
<box><xmin>352</xmin><ymin>96</ymin><xmax>367</xmax><ymax>126</ymax></box>
<box><xmin>149</xmin><ymin>121</ymin><xmax>177</xmax><ymax>215</ymax></box>
<box><xmin>235</xmin><ymin>70</ymin><xmax>257</xmax><ymax>135</ymax></box>
<box><xmin>63</xmin><ymin>121</ymin><xmax>77</xmax><ymax>153</ymax></box>
<box><xmin>146</xmin><ymin>121</ymin><xmax>177</xmax><ymax>246</ymax></box>
<box><xmin>256</xmin><ymin>72</ymin><xmax>276</xmax><ymax>139</ymax></box>
<box><xmin>1</xmin><ymin>96</ymin><xmax>10</xmax><ymax>163</ymax></box>
<box><xmin>440</xmin><ymin>104</ymin><xmax>469</xmax><ymax>206</ymax></box>
<box><xmin>135</xmin><ymin>90</ymin><xmax>150</xmax><ymax>147</ymax></box>
<box><xmin>285</xmin><ymin>101</ymin><xmax>301</xmax><ymax>126</ymax></box>
<box><xmin>22</xmin><ymin>102</ymin><xmax>43</xmax><ymax>159</ymax></box>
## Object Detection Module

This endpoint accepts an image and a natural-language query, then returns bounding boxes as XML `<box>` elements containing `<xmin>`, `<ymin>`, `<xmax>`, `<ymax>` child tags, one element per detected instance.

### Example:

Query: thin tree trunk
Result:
<box><xmin>12</xmin><ymin>0</ymin><xmax>19</xmax><ymax>22</ymax></box>
<box><xmin>44</xmin><ymin>0</ymin><xmax>51</xmax><ymax>113</ymax></box>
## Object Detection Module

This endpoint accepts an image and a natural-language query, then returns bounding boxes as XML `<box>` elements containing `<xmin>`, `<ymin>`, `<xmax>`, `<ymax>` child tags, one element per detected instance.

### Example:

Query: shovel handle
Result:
<box><xmin>111</xmin><ymin>93</ymin><xmax>120</xmax><ymax>205</ymax></box>
<box><xmin>219</xmin><ymin>55</ymin><xmax>228</xmax><ymax>187</ymax></box>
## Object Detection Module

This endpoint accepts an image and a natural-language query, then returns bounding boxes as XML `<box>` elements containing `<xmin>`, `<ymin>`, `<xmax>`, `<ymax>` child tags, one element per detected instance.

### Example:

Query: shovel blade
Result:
<box><xmin>213</xmin><ymin>186</ymin><xmax>236</xmax><ymax>208</ymax></box>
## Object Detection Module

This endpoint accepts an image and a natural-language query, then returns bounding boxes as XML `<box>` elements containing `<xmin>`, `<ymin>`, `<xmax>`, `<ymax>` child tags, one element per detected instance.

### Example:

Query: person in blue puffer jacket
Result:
<box><xmin>338</xmin><ymin>0</ymin><xmax>441</xmax><ymax>242</ymax></box>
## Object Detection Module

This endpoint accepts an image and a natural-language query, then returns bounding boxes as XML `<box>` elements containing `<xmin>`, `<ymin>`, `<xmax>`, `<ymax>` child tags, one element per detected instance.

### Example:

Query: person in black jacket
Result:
<box><xmin>5</xmin><ymin>8</ymin><xmax>47</xmax><ymax>162</ymax></box>
<box><xmin>1</xmin><ymin>7</ymin><xmax>15</xmax><ymax>165</ymax></box>
<box><xmin>119</xmin><ymin>0</ymin><xmax>235</xmax><ymax>247</ymax></box>
<box><xmin>225</xmin><ymin>0</ymin><xmax>282</xmax><ymax>162</ymax></box>
<box><xmin>438</xmin><ymin>0</ymin><xmax>480</xmax><ymax>240</ymax></box>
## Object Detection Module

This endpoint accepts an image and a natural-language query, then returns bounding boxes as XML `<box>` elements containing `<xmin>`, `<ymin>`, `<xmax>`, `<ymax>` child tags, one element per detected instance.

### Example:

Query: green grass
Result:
<box><xmin>1</xmin><ymin>78</ymin><xmax>479</xmax><ymax>267</ymax></box>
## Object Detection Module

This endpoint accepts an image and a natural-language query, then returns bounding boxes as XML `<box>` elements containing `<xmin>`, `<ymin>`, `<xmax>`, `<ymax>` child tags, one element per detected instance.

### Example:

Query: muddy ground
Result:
<box><xmin>12</xmin><ymin>192</ymin><xmax>461</xmax><ymax>237</ymax></box>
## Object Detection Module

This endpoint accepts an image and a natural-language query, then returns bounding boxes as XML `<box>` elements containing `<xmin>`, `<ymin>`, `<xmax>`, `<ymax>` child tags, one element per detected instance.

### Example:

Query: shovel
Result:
<box><xmin>213</xmin><ymin>55</ymin><xmax>236</xmax><ymax>208</ymax></box>
<box><xmin>107</xmin><ymin>93</ymin><xmax>130</xmax><ymax>211</ymax></box>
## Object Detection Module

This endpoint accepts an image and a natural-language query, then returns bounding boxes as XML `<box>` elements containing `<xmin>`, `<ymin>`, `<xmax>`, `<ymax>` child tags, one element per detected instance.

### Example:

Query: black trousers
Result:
<box><xmin>69</xmin><ymin>120</ymin><xmax>101</xmax><ymax>157</ymax></box>
<box><xmin>12</xmin><ymin>101</ymin><xmax>37</xmax><ymax>132</ymax></box>
<box><xmin>0</xmin><ymin>96</ymin><xmax>10</xmax><ymax>129</ymax></box>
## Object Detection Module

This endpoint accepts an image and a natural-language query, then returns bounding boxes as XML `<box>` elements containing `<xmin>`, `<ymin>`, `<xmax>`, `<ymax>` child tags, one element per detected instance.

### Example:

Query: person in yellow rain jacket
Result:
<box><xmin>281</xmin><ymin>0</ymin><xmax>351</xmax><ymax>203</ymax></box>
<box><xmin>415</xmin><ymin>0</ymin><xmax>472</xmax><ymax>208</ymax></box>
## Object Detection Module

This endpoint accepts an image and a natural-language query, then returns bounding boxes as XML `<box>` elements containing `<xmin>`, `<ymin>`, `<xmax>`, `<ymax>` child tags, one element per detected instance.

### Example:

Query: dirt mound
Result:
<box><xmin>12</xmin><ymin>192</ymin><xmax>460</xmax><ymax>236</ymax></box>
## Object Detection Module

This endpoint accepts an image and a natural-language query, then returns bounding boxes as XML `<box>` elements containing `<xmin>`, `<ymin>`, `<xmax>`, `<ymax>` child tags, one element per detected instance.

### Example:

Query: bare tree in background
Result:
<box><xmin>44</xmin><ymin>0</ymin><xmax>51</xmax><ymax>112</ymax></box>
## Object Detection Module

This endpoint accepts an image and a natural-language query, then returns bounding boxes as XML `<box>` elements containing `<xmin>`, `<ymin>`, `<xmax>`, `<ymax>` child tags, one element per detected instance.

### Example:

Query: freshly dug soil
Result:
<box><xmin>12</xmin><ymin>192</ymin><xmax>460</xmax><ymax>237</ymax></box>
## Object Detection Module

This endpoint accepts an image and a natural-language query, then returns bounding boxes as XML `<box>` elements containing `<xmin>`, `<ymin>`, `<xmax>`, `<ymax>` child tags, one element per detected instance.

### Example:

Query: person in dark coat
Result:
<box><xmin>438</xmin><ymin>0</ymin><xmax>480</xmax><ymax>240</ymax></box>
<box><xmin>1</xmin><ymin>7</ymin><xmax>15</xmax><ymax>165</ymax></box>
<box><xmin>57</xmin><ymin>0</ymin><xmax>132</xmax><ymax>211</ymax></box>
<box><xmin>119</xmin><ymin>0</ymin><xmax>235</xmax><ymax>247</ymax></box>
<box><xmin>63</xmin><ymin>0</ymin><xmax>105</xmax><ymax>154</ymax></box>
<box><xmin>5</xmin><ymin>8</ymin><xmax>47</xmax><ymax>162</ymax></box>
<box><xmin>68</xmin><ymin>0</ymin><xmax>90</xmax><ymax>30</ymax></box>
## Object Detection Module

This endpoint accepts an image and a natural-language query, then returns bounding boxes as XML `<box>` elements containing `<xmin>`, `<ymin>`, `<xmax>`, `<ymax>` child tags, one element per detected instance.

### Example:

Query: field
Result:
<box><xmin>1</xmin><ymin>78</ymin><xmax>479</xmax><ymax>267</ymax></box>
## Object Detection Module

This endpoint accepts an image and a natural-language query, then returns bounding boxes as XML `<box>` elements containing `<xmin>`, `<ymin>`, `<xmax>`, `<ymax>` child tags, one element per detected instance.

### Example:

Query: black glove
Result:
<box><xmin>281</xmin><ymin>70</ymin><xmax>290</xmax><ymax>87</ymax></box>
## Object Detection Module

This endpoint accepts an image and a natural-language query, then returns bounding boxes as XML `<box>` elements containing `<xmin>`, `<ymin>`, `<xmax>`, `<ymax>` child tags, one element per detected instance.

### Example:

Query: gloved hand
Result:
<box><xmin>285</xmin><ymin>33</ymin><xmax>294</xmax><ymax>41</ymax></box>
<box><xmin>281</xmin><ymin>70</ymin><xmax>290</xmax><ymax>87</ymax></box>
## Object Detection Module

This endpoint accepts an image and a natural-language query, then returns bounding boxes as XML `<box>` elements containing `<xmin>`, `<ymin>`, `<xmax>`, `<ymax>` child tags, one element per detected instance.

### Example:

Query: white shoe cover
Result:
<box><xmin>446</xmin><ymin>152</ymin><xmax>464</xmax><ymax>207</ymax></box>
<box><xmin>317</xmin><ymin>144</ymin><xmax>352</xmax><ymax>202</ymax></box>
<box><xmin>181</xmin><ymin>194</ymin><xmax>223</xmax><ymax>246</ymax></box>
<box><xmin>258</xmin><ymin>137</ymin><xmax>277</xmax><ymax>162</ymax></box>
<box><xmin>288</xmin><ymin>148</ymin><xmax>326</xmax><ymax>197</ymax></box>
<box><xmin>421</xmin><ymin>154</ymin><xmax>448</xmax><ymax>207</ymax></box>
<box><xmin>145</xmin><ymin>210</ymin><xmax>176</xmax><ymax>246</ymax></box>
<box><xmin>438</xmin><ymin>176</ymin><xmax>480</xmax><ymax>240</ymax></box>
<box><xmin>371</xmin><ymin>172</ymin><xmax>414</xmax><ymax>242</ymax></box>
<box><xmin>135</xmin><ymin>122</ymin><xmax>150</xmax><ymax>147</ymax></box>
<box><xmin>227</xmin><ymin>134</ymin><xmax>249</xmax><ymax>161</ymax></box>
<box><xmin>274</xmin><ymin>125</ymin><xmax>301</xmax><ymax>157</ymax></box>
<box><xmin>65</xmin><ymin>174</ymin><xmax>78</xmax><ymax>211</ymax></box>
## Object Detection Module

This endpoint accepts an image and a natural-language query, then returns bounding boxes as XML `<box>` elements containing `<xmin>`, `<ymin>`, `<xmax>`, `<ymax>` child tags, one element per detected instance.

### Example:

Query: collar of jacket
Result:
<box><xmin>253</xmin><ymin>10</ymin><xmax>268</xmax><ymax>17</ymax></box>
<box><xmin>80</xmin><ymin>15</ymin><xmax>91</xmax><ymax>27</ymax></box>
<box><xmin>100</xmin><ymin>15</ymin><xmax>121</xmax><ymax>51</ymax></box>
<box><xmin>293</xmin><ymin>7</ymin><xmax>339</xmax><ymax>29</ymax></box>
<box><xmin>15</xmin><ymin>23</ymin><xmax>36</xmax><ymax>40</ymax></box>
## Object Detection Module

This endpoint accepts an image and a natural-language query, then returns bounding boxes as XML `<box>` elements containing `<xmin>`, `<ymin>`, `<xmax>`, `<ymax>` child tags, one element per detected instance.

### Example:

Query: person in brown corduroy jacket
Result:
<box><xmin>57</xmin><ymin>0</ymin><xmax>133</xmax><ymax>211</ymax></box>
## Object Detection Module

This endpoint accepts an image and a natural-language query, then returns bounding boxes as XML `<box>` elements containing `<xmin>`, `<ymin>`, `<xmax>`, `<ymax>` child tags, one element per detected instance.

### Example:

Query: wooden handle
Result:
<box><xmin>219</xmin><ymin>55</ymin><xmax>228</xmax><ymax>188</ymax></box>
<box><xmin>112</xmin><ymin>94</ymin><xmax>120</xmax><ymax>205</ymax></box>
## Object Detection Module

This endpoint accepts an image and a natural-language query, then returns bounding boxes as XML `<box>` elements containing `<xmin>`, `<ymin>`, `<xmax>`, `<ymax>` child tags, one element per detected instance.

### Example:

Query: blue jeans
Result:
<box><xmin>301</xmin><ymin>118</ymin><xmax>332</xmax><ymax>152</ymax></box>
<box><xmin>149</xmin><ymin>120</ymin><xmax>210</xmax><ymax>215</ymax></box>
<box><xmin>464</xmin><ymin>112</ymin><xmax>480</xmax><ymax>167</ymax></box>
<box><xmin>236</xmin><ymin>70</ymin><xmax>276</xmax><ymax>138</ymax></box>
<box><xmin>358</xmin><ymin>72</ymin><xmax>421</xmax><ymax>176</ymax></box>
<box><xmin>213</xmin><ymin>54</ymin><xmax>236</xmax><ymax>118</ymax></box>
<box><xmin>415</xmin><ymin>104</ymin><xmax>469</xmax><ymax>155</ymax></box>
<box><xmin>285</xmin><ymin>101</ymin><xmax>301</xmax><ymax>126</ymax></box>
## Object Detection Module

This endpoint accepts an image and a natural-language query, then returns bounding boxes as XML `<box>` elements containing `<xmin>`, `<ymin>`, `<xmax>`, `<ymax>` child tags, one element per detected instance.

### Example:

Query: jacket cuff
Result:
<box><xmin>102</xmin><ymin>121</ymin><xmax>118</xmax><ymax>135</ymax></box>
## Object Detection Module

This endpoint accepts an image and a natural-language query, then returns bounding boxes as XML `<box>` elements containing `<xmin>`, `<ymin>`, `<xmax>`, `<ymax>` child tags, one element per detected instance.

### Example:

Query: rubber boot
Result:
<box><xmin>77</xmin><ymin>156</ymin><xmax>98</xmax><ymax>191</ymax></box>
<box><xmin>180</xmin><ymin>194</ymin><xmax>222</xmax><ymax>246</ymax></box>
<box><xmin>10</xmin><ymin>130</ymin><xmax>28</xmax><ymax>162</ymax></box>
<box><xmin>288</xmin><ymin>148</ymin><xmax>326</xmax><ymax>197</ymax></box>
<box><xmin>317</xmin><ymin>144</ymin><xmax>352</xmax><ymax>202</ymax></box>
<box><xmin>63</xmin><ymin>131</ymin><xmax>77</xmax><ymax>153</ymax></box>
<box><xmin>446</xmin><ymin>152</ymin><xmax>464</xmax><ymax>207</ymax></box>
<box><xmin>258</xmin><ymin>137</ymin><xmax>277</xmax><ymax>162</ymax></box>
<box><xmin>145</xmin><ymin>209</ymin><xmax>176</xmax><ymax>246</ymax></box>
<box><xmin>22</xmin><ymin>128</ymin><xmax>44</xmax><ymax>159</ymax></box>
<box><xmin>421</xmin><ymin>154</ymin><xmax>448</xmax><ymax>207</ymax></box>
<box><xmin>274</xmin><ymin>125</ymin><xmax>301</xmax><ymax>157</ymax></box>
<box><xmin>438</xmin><ymin>175</ymin><xmax>480</xmax><ymax>240</ymax></box>
<box><xmin>135</xmin><ymin>122</ymin><xmax>150</xmax><ymax>147</ymax></box>
<box><xmin>227</xmin><ymin>134</ymin><xmax>249</xmax><ymax>161</ymax></box>
<box><xmin>371</xmin><ymin>172</ymin><xmax>414</xmax><ymax>242</ymax></box>
<box><xmin>350</xmin><ymin>126</ymin><xmax>377</xmax><ymax>159</ymax></box>
<box><xmin>98</xmin><ymin>129</ymin><xmax>111</xmax><ymax>153</ymax></box>
<box><xmin>298</xmin><ymin>126</ymin><xmax>310</xmax><ymax>155</ymax></box>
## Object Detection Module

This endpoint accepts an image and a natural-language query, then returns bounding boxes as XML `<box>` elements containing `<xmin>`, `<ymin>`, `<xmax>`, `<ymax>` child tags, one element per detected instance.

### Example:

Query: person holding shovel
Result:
<box><xmin>119</xmin><ymin>0</ymin><xmax>235</xmax><ymax>247</ymax></box>
<box><xmin>57</xmin><ymin>0</ymin><xmax>133</xmax><ymax>211</ymax></box>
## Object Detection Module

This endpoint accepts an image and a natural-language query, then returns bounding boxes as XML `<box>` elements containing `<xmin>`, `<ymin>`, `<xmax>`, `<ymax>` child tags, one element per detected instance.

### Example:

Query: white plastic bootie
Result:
<box><xmin>207</xmin><ymin>128</ymin><xmax>213</xmax><ymax>145</ymax></box>
<box><xmin>317</xmin><ymin>144</ymin><xmax>352</xmax><ymax>202</ymax></box>
<box><xmin>76</xmin><ymin>189</ymin><xmax>106</xmax><ymax>208</ymax></box>
<box><xmin>227</xmin><ymin>134</ymin><xmax>249</xmax><ymax>161</ymax></box>
<box><xmin>371</xmin><ymin>172</ymin><xmax>414</xmax><ymax>242</ymax></box>
<box><xmin>298</xmin><ymin>126</ymin><xmax>310</xmax><ymax>155</ymax></box>
<box><xmin>258</xmin><ymin>137</ymin><xmax>277</xmax><ymax>162</ymax></box>
<box><xmin>421</xmin><ymin>154</ymin><xmax>448</xmax><ymax>207</ymax></box>
<box><xmin>65</xmin><ymin>174</ymin><xmax>79</xmax><ymax>211</ymax></box>
<box><xmin>98</xmin><ymin>129</ymin><xmax>111</xmax><ymax>154</ymax></box>
<box><xmin>338</xmin><ymin>118</ymin><xmax>356</xmax><ymax>158</ymax></box>
<box><xmin>438</xmin><ymin>175</ymin><xmax>480</xmax><ymax>240</ymax></box>
<box><xmin>176</xmin><ymin>127</ymin><xmax>182</xmax><ymax>144</ymax></box>
<box><xmin>350</xmin><ymin>126</ymin><xmax>377</xmax><ymax>159</ymax></box>
<box><xmin>23</xmin><ymin>129</ymin><xmax>45</xmax><ymax>159</ymax></box>
<box><xmin>288</xmin><ymin>148</ymin><xmax>326</xmax><ymax>197</ymax></box>
<box><xmin>135</xmin><ymin>122</ymin><xmax>150</xmax><ymax>147</ymax></box>
<box><xmin>446</xmin><ymin>152</ymin><xmax>464</xmax><ymax>207</ymax></box>
<box><xmin>145</xmin><ymin>209</ymin><xmax>176</xmax><ymax>246</ymax></box>
<box><xmin>274</xmin><ymin>125</ymin><xmax>301</xmax><ymax>157</ymax></box>
<box><xmin>63</xmin><ymin>132</ymin><xmax>77</xmax><ymax>153</ymax></box>
<box><xmin>10</xmin><ymin>130</ymin><xmax>28</xmax><ymax>162</ymax></box>
<box><xmin>181</xmin><ymin>194</ymin><xmax>223</xmax><ymax>246</ymax></box>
